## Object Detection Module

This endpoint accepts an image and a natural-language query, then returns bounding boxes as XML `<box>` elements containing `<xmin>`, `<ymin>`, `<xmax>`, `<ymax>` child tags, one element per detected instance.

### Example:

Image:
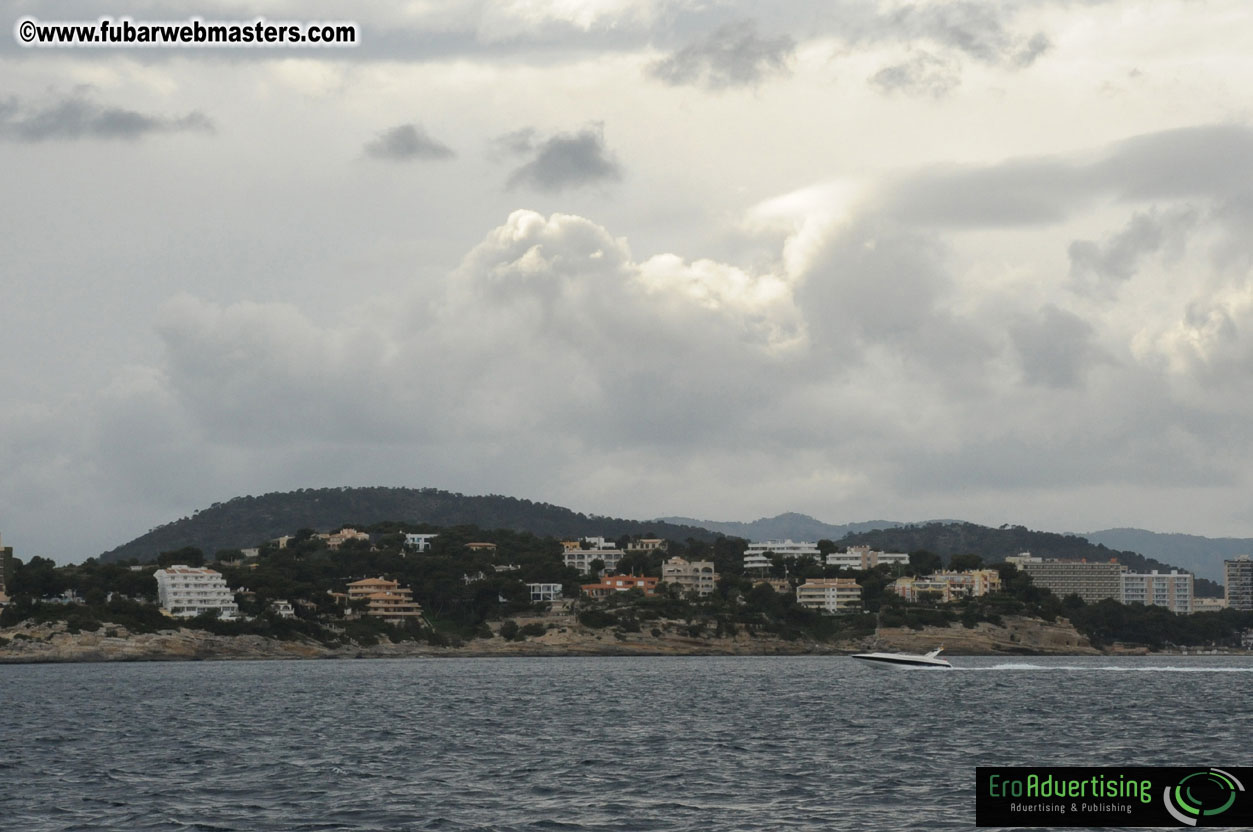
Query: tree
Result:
<box><xmin>948</xmin><ymin>553</ymin><xmax>984</xmax><ymax>572</ymax></box>
<box><xmin>817</xmin><ymin>539</ymin><xmax>837</xmax><ymax>557</ymax></box>
<box><xmin>157</xmin><ymin>547</ymin><xmax>205</xmax><ymax>568</ymax></box>
<box><xmin>909</xmin><ymin>550</ymin><xmax>944</xmax><ymax>575</ymax></box>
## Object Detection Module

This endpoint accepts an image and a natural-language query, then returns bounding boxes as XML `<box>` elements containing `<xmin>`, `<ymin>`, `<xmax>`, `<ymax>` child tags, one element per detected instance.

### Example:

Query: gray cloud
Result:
<box><xmin>1068</xmin><ymin>207</ymin><xmax>1197</xmax><ymax>292</ymax></box>
<box><xmin>363</xmin><ymin>123</ymin><xmax>455</xmax><ymax>161</ymax></box>
<box><xmin>1009</xmin><ymin>305</ymin><xmax>1108</xmax><ymax>389</ymax></box>
<box><xmin>885</xmin><ymin>124</ymin><xmax>1253</xmax><ymax>228</ymax></box>
<box><xmin>505</xmin><ymin>125</ymin><xmax>621</xmax><ymax>192</ymax></box>
<box><xmin>1013</xmin><ymin>32</ymin><xmax>1053</xmax><ymax>68</ymax></box>
<box><xmin>869</xmin><ymin>51</ymin><xmax>961</xmax><ymax>97</ymax></box>
<box><xmin>648</xmin><ymin>20</ymin><xmax>795</xmax><ymax>89</ymax></box>
<box><xmin>883</xmin><ymin>2</ymin><xmax>1050</xmax><ymax>67</ymax></box>
<box><xmin>0</xmin><ymin>90</ymin><xmax>213</xmax><ymax>142</ymax></box>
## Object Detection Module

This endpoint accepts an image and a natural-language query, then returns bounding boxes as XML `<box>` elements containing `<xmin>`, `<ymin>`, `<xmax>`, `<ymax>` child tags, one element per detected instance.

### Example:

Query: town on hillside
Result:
<box><xmin>1</xmin><ymin>528</ymin><xmax>1252</xmax><ymax>652</ymax></box>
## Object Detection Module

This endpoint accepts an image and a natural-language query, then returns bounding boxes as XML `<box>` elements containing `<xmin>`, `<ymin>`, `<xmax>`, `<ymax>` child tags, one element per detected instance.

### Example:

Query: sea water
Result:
<box><xmin>2</xmin><ymin>656</ymin><xmax>1250</xmax><ymax>830</ymax></box>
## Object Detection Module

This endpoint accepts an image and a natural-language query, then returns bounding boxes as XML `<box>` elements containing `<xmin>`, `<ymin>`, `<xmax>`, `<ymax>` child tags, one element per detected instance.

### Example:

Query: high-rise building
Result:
<box><xmin>743</xmin><ymin>540</ymin><xmax>822</xmax><ymax>570</ymax></box>
<box><xmin>1120</xmin><ymin>570</ymin><xmax>1193</xmax><ymax>614</ymax></box>
<box><xmin>1017</xmin><ymin>559</ymin><xmax>1125</xmax><ymax>604</ymax></box>
<box><xmin>1225</xmin><ymin>556</ymin><xmax>1253</xmax><ymax>612</ymax></box>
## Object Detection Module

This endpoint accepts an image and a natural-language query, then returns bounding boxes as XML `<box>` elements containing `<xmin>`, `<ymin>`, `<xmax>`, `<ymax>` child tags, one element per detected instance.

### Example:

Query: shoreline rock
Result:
<box><xmin>0</xmin><ymin>614</ymin><xmax>1183</xmax><ymax>663</ymax></box>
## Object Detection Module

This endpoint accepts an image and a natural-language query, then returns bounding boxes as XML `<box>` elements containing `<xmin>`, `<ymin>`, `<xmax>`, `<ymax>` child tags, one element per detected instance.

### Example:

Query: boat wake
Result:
<box><xmin>959</xmin><ymin>663</ymin><xmax>1253</xmax><ymax>672</ymax></box>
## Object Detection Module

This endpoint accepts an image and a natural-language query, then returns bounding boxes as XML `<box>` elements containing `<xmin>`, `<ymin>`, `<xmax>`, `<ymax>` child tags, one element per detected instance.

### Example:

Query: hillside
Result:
<box><xmin>1084</xmin><ymin>528</ymin><xmax>1252</xmax><ymax>583</ymax></box>
<box><xmin>838</xmin><ymin>522</ymin><xmax>1224</xmax><ymax>597</ymax></box>
<box><xmin>97</xmin><ymin>487</ymin><xmax>717</xmax><ymax>564</ymax></box>
<box><xmin>656</xmin><ymin>512</ymin><xmax>902</xmax><ymax>542</ymax></box>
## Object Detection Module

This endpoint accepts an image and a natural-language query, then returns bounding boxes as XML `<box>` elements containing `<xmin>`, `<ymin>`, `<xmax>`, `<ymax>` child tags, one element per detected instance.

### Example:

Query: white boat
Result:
<box><xmin>851</xmin><ymin>646</ymin><xmax>952</xmax><ymax>669</ymax></box>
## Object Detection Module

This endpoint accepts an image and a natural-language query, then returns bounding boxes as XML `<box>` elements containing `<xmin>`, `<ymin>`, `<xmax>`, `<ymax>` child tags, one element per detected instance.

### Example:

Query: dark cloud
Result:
<box><xmin>1068</xmin><ymin>207</ymin><xmax>1197</xmax><ymax>292</ymax></box>
<box><xmin>648</xmin><ymin>20</ymin><xmax>795</xmax><ymax>89</ymax></box>
<box><xmin>1009</xmin><ymin>305</ymin><xmax>1108</xmax><ymax>389</ymax></box>
<box><xmin>491</xmin><ymin>127</ymin><xmax>537</xmax><ymax>157</ymax></box>
<box><xmin>1012</xmin><ymin>32</ymin><xmax>1052</xmax><ymax>68</ymax></box>
<box><xmin>505</xmin><ymin>125</ymin><xmax>621</xmax><ymax>192</ymax></box>
<box><xmin>882</xmin><ymin>2</ymin><xmax>1050</xmax><ymax>68</ymax></box>
<box><xmin>868</xmin><ymin>51</ymin><xmax>961</xmax><ymax>97</ymax></box>
<box><xmin>363</xmin><ymin>123</ymin><xmax>454</xmax><ymax>161</ymax></box>
<box><xmin>0</xmin><ymin>90</ymin><xmax>213</xmax><ymax>142</ymax></box>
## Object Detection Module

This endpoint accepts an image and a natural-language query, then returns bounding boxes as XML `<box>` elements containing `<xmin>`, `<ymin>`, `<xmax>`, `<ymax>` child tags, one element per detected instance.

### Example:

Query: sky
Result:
<box><xmin>4</xmin><ymin>0</ymin><xmax>1253</xmax><ymax>563</ymax></box>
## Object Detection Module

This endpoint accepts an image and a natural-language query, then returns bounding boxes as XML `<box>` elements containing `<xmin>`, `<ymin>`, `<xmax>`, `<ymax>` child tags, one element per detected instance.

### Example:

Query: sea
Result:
<box><xmin>2</xmin><ymin>655</ymin><xmax>1251</xmax><ymax>831</ymax></box>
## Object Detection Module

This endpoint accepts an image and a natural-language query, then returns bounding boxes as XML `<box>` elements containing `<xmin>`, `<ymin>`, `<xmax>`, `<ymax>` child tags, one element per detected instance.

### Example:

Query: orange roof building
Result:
<box><xmin>581</xmin><ymin>575</ymin><xmax>659</xmax><ymax>598</ymax></box>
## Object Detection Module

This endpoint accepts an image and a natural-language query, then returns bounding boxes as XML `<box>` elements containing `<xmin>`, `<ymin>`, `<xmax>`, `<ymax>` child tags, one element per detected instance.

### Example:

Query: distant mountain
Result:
<box><xmin>1083</xmin><ymin>528</ymin><xmax>1253</xmax><ymax>583</ymax></box>
<box><xmin>656</xmin><ymin>512</ymin><xmax>903</xmax><ymax>542</ymax></box>
<box><xmin>838</xmin><ymin>522</ymin><xmax>1224</xmax><ymax>597</ymax></box>
<box><xmin>98</xmin><ymin>487</ymin><xmax>718</xmax><ymax>564</ymax></box>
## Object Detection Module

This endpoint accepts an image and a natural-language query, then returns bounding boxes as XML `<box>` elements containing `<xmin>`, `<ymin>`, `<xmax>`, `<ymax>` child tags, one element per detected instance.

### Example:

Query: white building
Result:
<box><xmin>155</xmin><ymin>565</ymin><xmax>240</xmax><ymax>620</ymax></box>
<box><xmin>404</xmin><ymin>533</ymin><xmax>438</xmax><ymax>553</ymax></box>
<box><xmin>563</xmin><ymin>548</ymin><xmax>623</xmax><ymax>575</ymax></box>
<box><xmin>743</xmin><ymin>540</ymin><xmax>822</xmax><ymax>570</ymax></box>
<box><xmin>1121</xmin><ymin>570</ymin><xmax>1194</xmax><ymax>614</ymax></box>
<box><xmin>271</xmin><ymin>599</ymin><xmax>296</xmax><ymax>619</ymax></box>
<box><xmin>826</xmin><ymin>545</ymin><xmax>910</xmax><ymax>570</ymax></box>
<box><xmin>527</xmin><ymin>583</ymin><xmax>563</xmax><ymax>602</ymax></box>
<box><xmin>796</xmin><ymin>578</ymin><xmax>862</xmax><ymax>613</ymax></box>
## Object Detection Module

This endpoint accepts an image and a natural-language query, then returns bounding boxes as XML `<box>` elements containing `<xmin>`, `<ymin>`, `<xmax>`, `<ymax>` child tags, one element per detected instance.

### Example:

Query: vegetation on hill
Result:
<box><xmin>97</xmin><ymin>487</ymin><xmax>717</xmax><ymax>564</ymax></box>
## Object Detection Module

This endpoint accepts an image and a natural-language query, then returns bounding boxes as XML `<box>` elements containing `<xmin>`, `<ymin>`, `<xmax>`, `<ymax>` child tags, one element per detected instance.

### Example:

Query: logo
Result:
<box><xmin>1163</xmin><ymin>769</ymin><xmax>1245</xmax><ymax>827</ymax></box>
<box><xmin>977</xmin><ymin>766</ymin><xmax>1253</xmax><ymax>827</ymax></box>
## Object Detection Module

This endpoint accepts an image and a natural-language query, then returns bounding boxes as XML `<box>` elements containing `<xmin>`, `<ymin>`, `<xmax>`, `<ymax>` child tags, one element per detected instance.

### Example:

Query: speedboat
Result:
<box><xmin>851</xmin><ymin>646</ymin><xmax>952</xmax><ymax>669</ymax></box>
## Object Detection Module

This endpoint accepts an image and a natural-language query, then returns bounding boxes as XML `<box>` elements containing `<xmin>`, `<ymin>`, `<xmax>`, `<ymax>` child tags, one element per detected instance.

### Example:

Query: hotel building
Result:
<box><xmin>581</xmin><ymin>575</ymin><xmax>659</xmax><ymax>598</ymax></box>
<box><xmin>154</xmin><ymin>565</ymin><xmax>241</xmax><ymax>620</ymax></box>
<box><xmin>345</xmin><ymin>577</ymin><xmax>424</xmax><ymax>624</ymax></box>
<box><xmin>1016</xmin><ymin>559</ymin><xmax>1125</xmax><ymax>604</ymax></box>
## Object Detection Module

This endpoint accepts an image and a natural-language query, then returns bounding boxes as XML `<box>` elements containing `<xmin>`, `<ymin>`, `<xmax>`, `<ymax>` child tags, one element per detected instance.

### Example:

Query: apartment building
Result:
<box><xmin>1121</xmin><ymin>570</ymin><xmax>1194</xmax><ymax>614</ymax></box>
<box><xmin>826</xmin><ymin>545</ymin><xmax>910</xmax><ymax>570</ymax></box>
<box><xmin>527</xmin><ymin>583</ymin><xmax>563</xmax><ymax>603</ymax></box>
<box><xmin>1225</xmin><ymin>556</ymin><xmax>1253</xmax><ymax>611</ymax></box>
<box><xmin>661</xmin><ymin>556</ymin><xmax>717</xmax><ymax>597</ymax></box>
<box><xmin>743</xmin><ymin>540</ymin><xmax>821</xmax><ymax>570</ymax></box>
<box><xmin>795</xmin><ymin>578</ymin><xmax>862</xmax><ymax>613</ymax></box>
<box><xmin>154</xmin><ymin>565</ymin><xmax>241</xmax><ymax>620</ymax></box>
<box><xmin>345</xmin><ymin>577</ymin><xmax>423</xmax><ymax>624</ymax></box>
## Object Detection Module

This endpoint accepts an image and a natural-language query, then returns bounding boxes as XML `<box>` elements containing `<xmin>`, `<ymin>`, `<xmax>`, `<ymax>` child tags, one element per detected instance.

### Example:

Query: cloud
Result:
<box><xmin>363</xmin><ymin>123</ymin><xmax>455</xmax><ymax>161</ymax></box>
<box><xmin>0</xmin><ymin>90</ymin><xmax>213</xmax><ymax>142</ymax></box>
<box><xmin>505</xmin><ymin>125</ymin><xmax>622</xmax><ymax>192</ymax></box>
<box><xmin>1068</xmin><ymin>207</ymin><xmax>1197</xmax><ymax>295</ymax></box>
<box><xmin>648</xmin><ymin>20</ymin><xmax>795</xmax><ymax>89</ymax></box>
<box><xmin>1009</xmin><ymin>305</ymin><xmax>1109</xmax><ymax>389</ymax></box>
<box><xmin>882</xmin><ymin>2</ymin><xmax>1049</xmax><ymax>67</ymax></box>
<box><xmin>884</xmin><ymin>124</ymin><xmax>1253</xmax><ymax>228</ymax></box>
<box><xmin>868</xmin><ymin>51</ymin><xmax>962</xmax><ymax>97</ymax></box>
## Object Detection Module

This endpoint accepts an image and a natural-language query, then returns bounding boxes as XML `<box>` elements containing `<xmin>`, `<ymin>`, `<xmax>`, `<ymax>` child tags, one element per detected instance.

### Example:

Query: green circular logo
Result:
<box><xmin>1163</xmin><ymin>769</ymin><xmax>1245</xmax><ymax>827</ymax></box>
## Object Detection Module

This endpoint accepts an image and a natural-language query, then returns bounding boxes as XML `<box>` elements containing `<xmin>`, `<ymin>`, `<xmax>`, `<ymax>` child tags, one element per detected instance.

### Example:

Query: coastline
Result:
<box><xmin>2</xmin><ymin>614</ymin><xmax>1197</xmax><ymax>663</ymax></box>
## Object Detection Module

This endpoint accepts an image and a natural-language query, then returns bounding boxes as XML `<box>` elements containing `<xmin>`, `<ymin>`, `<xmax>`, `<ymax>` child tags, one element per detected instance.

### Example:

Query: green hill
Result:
<box><xmin>97</xmin><ymin>487</ymin><xmax>717</xmax><ymax>564</ymax></box>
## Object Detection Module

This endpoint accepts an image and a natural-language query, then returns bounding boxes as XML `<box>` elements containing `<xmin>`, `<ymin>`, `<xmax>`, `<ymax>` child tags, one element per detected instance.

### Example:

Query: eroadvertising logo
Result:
<box><xmin>976</xmin><ymin>767</ymin><xmax>1253</xmax><ymax>827</ymax></box>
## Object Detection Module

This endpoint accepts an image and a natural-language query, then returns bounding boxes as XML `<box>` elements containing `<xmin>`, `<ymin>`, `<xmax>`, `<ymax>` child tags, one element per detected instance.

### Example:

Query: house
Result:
<box><xmin>661</xmin><ymin>556</ymin><xmax>717</xmax><ymax>596</ymax></box>
<box><xmin>581</xmin><ymin>575</ymin><xmax>659</xmax><ymax>598</ymax></box>
<box><xmin>465</xmin><ymin>542</ymin><xmax>498</xmax><ymax>553</ymax></box>
<box><xmin>320</xmin><ymin>528</ymin><xmax>370</xmax><ymax>550</ymax></box>
<box><xmin>154</xmin><ymin>565</ymin><xmax>241</xmax><ymax>620</ymax></box>
<box><xmin>527</xmin><ymin>583</ymin><xmax>563</xmax><ymax>603</ymax></box>
<box><xmin>404</xmin><ymin>533</ymin><xmax>438</xmax><ymax>553</ymax></box>
<box><xmin>271</xmin><ymin>599</ymin><xmax>296</xmax><ymax>619</ymax></box>
<box><xmin>795</xmin><ymin>578</ymin><xmax>862</xmax><ymax>613</ymax></box>
<box><xmin>626</xmin><ymin>538</ymin><xmax>667</xmax><ymax>553</ymax></box>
